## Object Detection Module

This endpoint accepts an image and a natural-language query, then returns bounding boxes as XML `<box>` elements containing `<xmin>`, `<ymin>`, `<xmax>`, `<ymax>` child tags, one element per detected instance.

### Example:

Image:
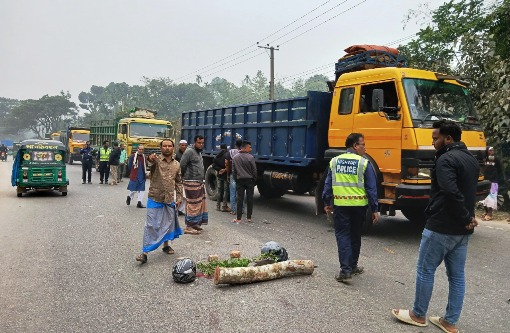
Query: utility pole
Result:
<box><xmin>258</xmin><ymin>44</ymin><xmax>279</xmax><ymax>100</ymax></box>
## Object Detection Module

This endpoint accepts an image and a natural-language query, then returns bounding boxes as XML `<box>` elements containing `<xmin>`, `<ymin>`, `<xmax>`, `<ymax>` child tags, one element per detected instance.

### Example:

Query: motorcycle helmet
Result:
<box><xmin>261</xmin><ymin>241</ymin><xmax>289</xmax><ymax>262</ymax></box>
<box><xmin>172</xmin><ymin>258</ymin><xmax>197</xmax><ymax>283</ymax></box>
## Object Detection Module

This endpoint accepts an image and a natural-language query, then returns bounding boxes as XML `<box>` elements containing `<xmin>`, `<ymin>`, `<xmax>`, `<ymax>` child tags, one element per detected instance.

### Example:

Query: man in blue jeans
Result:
<box><xmin>225</xmin><ymin>139</ymin><xmax>242</xmax><ymax>215</ymax></box>
<box><xmin>392</xmin><ymin>120</ymin><xmax>479</xmax><ymax>333</ymax></box>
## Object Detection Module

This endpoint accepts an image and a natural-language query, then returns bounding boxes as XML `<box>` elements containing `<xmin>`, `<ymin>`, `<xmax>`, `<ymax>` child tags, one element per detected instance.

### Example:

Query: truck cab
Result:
<box><xmin>60</xmin><ymin>127</ymin><xmax>90</xmax><ymax>164</ymax></box>
<box><xmin>327</xmin><ymin>48</ymin><xmax>490</xmax><ymax>222</ymax></box>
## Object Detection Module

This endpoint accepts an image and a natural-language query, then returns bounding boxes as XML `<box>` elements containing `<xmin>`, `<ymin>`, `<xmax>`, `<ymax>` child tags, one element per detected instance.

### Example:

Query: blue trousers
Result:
<box><xmin>412</xmin><ymin>228</ymin><xmax>471</xmax><ymax>325</ymax></box>
<box><xmin>333</xmin><ymin>205</ymin><xmax>367</xmax><ymax>275</ymax></box>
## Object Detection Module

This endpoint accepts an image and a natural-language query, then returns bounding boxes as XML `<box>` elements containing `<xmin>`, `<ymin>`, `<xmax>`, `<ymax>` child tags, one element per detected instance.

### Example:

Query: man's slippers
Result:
<box><xmin>429</xmin><ymin>316</ymin><xmax>460</xmax><ymax>333</ymax></box>
<box><xmin>391</xmin><ymin>309</ymin><xmax>428</xmax><ymax>327</ymax></box>
<box><xmin>184</xmin><ymin>228</ymin><xmax>201</xmax><ymax>235</ymax></box>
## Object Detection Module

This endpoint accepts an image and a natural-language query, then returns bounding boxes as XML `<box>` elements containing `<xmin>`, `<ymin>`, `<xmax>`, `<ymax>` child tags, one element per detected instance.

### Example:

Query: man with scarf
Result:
<box><xmin>127</xmin><ymin>145</ymin><xmax>147</xmax><ymax>208</ymax></box>
<box><xmin>180</xmin><ymin>135</ymin><xmax>208</xmax><ymax>235</ymax></box>
<box><xmin>135</xmin><ymin>139</ymin><xmax>183</xmax><ymax>264</ymax></box>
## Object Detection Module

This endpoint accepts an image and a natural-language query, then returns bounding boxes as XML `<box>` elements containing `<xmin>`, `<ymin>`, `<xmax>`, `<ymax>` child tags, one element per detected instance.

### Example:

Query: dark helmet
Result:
<box><xmin>261</xmin><ymin>241</ymin><xmax>289</xmax><ymax>262</ymax></box>
<box><xmin>172</xmin><ymin>258</ymin><xmax>196</xmax><ymax>283</ymax></box>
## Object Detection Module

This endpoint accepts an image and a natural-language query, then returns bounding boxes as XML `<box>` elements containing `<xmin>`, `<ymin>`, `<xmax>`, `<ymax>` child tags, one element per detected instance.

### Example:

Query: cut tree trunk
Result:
<box><xmin>214</xmin><ymin>260</ymin><xmax>314</xmax><ymax>285</ymax></box>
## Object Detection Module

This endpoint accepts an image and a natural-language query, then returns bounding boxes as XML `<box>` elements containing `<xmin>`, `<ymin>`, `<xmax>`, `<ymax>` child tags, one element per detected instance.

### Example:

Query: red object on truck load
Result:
<box><xmin>343</xmin><ymin>44</ymin><xmax>399</xmax><ymax>55</ymax></box>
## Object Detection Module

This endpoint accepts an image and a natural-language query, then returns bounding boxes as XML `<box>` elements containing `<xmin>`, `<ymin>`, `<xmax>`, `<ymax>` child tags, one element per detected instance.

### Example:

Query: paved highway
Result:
<box><xmin>1</xmin><ymin>160</ymin><xmax>508</xmax><ymax>333</ymax></box>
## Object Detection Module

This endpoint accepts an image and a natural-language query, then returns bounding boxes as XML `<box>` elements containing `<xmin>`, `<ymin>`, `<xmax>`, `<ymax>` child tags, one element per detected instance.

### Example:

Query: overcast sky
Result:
<box><xmin>1</xmin><ymin>0</ymin><xmax>448</xmax><ymax>102</ymax></box>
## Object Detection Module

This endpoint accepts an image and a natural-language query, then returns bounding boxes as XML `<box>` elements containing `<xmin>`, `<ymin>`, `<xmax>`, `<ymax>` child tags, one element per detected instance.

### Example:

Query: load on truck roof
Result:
<box><xmin>334</xmin><ymin>44</ymin><xmax>407</xmax><ymax>82</ymax></box>
<box><xmin>130</xmin><ymin>107</ymin><xmax>157</xmax><ymax>119</ymax></box>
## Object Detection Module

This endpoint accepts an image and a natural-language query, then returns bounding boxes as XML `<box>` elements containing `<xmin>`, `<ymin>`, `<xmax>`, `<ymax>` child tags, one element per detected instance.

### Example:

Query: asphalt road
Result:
<box><xmin>1</xmin><ymin>160</ymin><xmax>509</xmax><ymax>333</ymax></box>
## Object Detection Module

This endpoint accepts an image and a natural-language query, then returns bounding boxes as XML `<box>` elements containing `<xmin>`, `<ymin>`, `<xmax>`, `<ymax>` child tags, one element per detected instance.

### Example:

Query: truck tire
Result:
<box><xmin>205</xmin><ymin>166</ymin><xmax>219</xmax><ymax>201</ymax></box>
<box><xmin>401</xmin><ymin>208</ymin><xmax>426</xmax><ymax>224</ymax></box>
<box><xmin>257</xmin><ymin>181</ymin><xmax>285</xmax><ymax>198</ymax></box>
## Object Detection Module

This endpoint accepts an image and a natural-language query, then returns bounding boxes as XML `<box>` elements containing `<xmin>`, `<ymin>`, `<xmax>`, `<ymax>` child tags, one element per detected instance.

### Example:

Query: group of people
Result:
<box><xmin>323</xmin><ymin>120</ymin><xmax>485</xmax><ymax>333</ymax></box>
<box><xmin>80</xmin><ymin>140</ymin><xmax>128</xmax><ymax>186</ymax></box>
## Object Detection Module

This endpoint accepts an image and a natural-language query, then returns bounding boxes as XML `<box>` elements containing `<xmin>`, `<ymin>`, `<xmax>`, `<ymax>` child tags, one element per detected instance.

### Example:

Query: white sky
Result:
<box><xmin>0</xmin><ymin>0</ymin><xmax>448</xmax><ymax>102</ymax></box>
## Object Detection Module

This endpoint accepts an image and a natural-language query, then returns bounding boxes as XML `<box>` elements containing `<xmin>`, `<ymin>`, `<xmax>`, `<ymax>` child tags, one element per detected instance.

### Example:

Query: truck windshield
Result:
<box><xmin>72</xmin><ymin>133</ymin><xmax>90</xmax><ymax>141</ymax></box>
<box><xmin>129</xmin><ymin>123</ymin><xmax>168</xmax><ymax>138</ymax></box>
<box><xmin>402</xmin><ymin>78</ymin><xmax>480</xmax><ymax>129</ymax></box>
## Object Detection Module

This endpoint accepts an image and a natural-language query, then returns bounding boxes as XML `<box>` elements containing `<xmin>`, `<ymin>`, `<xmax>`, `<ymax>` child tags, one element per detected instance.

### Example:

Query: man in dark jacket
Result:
<box><xmin>108</xmin><ymin>142</ymin><xmax>121</xmax><ymax>185</ymax></box>
<box><xmin>212</xmin><ymin>144</ymin><xmax>230</xmax><ymax>212</ymax></box>
<box><xmin>80</xmin><ymin>141</ymin><xmax>96</xmax><ymax>184</ymax></box>
<box><xmin>392</xmin><ymin>120</ymin><xmax>479</xmax><ymax>333</ymax></box>
<box><xmin>232</xmin><ymin>141</ymin><xmax>257</xmax><ymax>223</ymax></box>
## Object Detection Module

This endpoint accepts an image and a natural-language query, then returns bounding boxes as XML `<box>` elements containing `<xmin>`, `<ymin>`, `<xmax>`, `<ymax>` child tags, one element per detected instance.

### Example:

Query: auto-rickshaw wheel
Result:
<box><xmin>17</xmin><ymin>193</ymin><xmax>22</xmax><ymax>197</ymax></box>
<box><xmin>62</xmin><ymin>192</ymin><xmax>68</xmax><ymax>196</ymax></box>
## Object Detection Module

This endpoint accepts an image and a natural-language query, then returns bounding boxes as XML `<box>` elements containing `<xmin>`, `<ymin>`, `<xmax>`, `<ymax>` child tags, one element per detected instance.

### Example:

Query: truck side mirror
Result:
<box><xmin>120</xmin><ymin>124</ymin><xmax>127</xmax><ymax>134</ymax></box>
<box><xmin>372</xmin><ymin>89</ymin><xmax>384</xmax><ymax>111</ymax></box>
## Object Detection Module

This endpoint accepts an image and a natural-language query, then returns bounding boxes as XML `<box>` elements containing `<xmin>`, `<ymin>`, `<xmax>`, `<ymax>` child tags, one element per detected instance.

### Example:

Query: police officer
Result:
<box><xmin>322</xmin><ymin>133</ymin><xmax>379</xmax><ymax>283</ymax></box>
<box><xmin>98</xmin><ymin>140</ymin><xmax>111</xmax><ymax>184</ymax></box>
<box><xmin>80</xmin><ymin>141</ymin><xmax>96</xmax><ymax>184</ymax></box>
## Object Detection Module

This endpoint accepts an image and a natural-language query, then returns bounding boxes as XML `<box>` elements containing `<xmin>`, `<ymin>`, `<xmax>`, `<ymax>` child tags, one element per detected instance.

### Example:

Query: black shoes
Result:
<box><xmin>100</xmin><ymin>181</ymin><xmax>103</xmax><ymax>184</ymax></box>
<box><xmin>162</xmin><ymin>245</ymin><xmax>174</xmax><ymax>254</ymax></box>
<box><xmin>135</xmin><ymin>253</ymin><xmax>147</xmax><ymax>264</ymax></box>
<box><xmin>126</xmin><ymin>196</ymin><xmax>131</xmax><ymax>206</ymax></box>
<box><xmin>137</xmin><ymin>201</ymin><xmax>145</xmax><ymax>208</ymax></box>
<box><xmin>335</xmin><ymin>272</ymin><xmax>352</xmax><ymax>282</ymax></box>
<box><xmin>82</xmin><ymin>181</ymin><xmax>85</xmax><ymax>184</ymax></box>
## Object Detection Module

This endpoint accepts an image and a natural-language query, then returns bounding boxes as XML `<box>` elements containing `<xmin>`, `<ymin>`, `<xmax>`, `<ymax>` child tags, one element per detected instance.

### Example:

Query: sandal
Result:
<box><xmin>192</xmin><ymin>226</ymin><xmax>203</xmax><ymax>231</ymax></box>
<box><xmin>246</xmin><ymin>218</ymin><xmax>253</xmax><ymax>223</ymax></box>
<box><xmin>483</xmin><ymin>215</ymin><xmax>493</xmax><ymax>221</ymax></box>
<box><xmin>162</xmin><ymin>245</ymin><xmax>175</xmax><ymax>254</ymax></box>
<box><xmin>135</xmin><ymin>253</ymin><xmax>148</xmax><ymax>264</ymax></box>
<box><xmin>232</xmin><ymin>219</ymin><xmax>241</xmax><ymax>224</ymax></box>
<box><xmin>229</xmin><ymin>211</ymin><xmax>236</xmax><ymax>215</ymax></box>
<box><xmin>184</xmin><ymin>228</ymin><xmax>201</xmax><ymax>235</ymax></box>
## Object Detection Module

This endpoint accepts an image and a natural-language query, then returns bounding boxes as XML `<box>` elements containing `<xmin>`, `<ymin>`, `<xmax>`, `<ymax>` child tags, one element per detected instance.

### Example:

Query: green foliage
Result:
<box><xmin>196</xmin><ymin>253</ymin><xmax>280</xmax><ymax>276</ymax></box>
<box><xmin>402</xmin><ymin>0</ymin><xmax>510</xmax><ymax>145</ymax></box>
<box><xmin>7</xmin><ymin>92</ymin><xmax>77</xmax><ymax>139</ymax></box>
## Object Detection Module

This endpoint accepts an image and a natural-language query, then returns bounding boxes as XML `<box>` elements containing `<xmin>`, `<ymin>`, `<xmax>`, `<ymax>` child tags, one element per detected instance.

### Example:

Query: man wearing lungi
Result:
<box><xmin>179</xmin><ymin>135</ymin><xmax>208</xmax><ymax>235</ymax></box>
<box><xmin>126</xmin><ymin>145</ymin><xmax>147</xmax><ymax>208</ymax></box>
<box><xmin>135</xmin><ymin>139</ymin><xmax>183</xmax><ymax>264</ymax></box>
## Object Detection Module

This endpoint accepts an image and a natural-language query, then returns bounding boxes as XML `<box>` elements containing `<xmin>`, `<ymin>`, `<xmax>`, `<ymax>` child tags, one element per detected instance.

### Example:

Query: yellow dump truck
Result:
<box><xmin>182</xmin><ymin>45</ymin><xmax>490</xmax><ymax>231</ymax></box>
<box><xmin>59</xmin><ymin>127</ymin><xmax>90</xmax><ymax>164</ymax></box>
<box><xmin>90</xmin><ymin>107</ymin><xmax>173</xmax><ymax>175</ymax></box>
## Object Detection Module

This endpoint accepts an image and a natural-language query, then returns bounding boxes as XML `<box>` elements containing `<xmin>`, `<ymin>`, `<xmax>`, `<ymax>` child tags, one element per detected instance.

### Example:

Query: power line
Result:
<box><xmin>279</xmin><ymin>0</ymin><xmax>368</xmax><ymax>46</ymax></box>
<box><xmin>173</xmin><ymin>0</ymin><xmax>338</xmax><ymax>83</ymax></box>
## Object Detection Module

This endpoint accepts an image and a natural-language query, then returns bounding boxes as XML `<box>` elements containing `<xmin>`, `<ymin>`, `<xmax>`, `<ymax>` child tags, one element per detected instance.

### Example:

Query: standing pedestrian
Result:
<box><xmin>180</xmin><ymin>135</ymin><xmax>207</xmax><ymax>235</ymax></box>
<box><xmin>480</xmin><ymin>146</ymin><xmax>502</xmax><ymax>221</ymax></box>
<box><xmin>135</xmin><ymin>139</ymin><xmax>183</xmax><ymax>264</ymax></box>
<box><xmin>108</xmin><ymin>142</ymin><xmax>121</xmax><ymax>185</ymax></box>
<box><xmin>126</xmin><ymin>145</ymin><xmax>147</xmax><ymax>208</ymax></box>
<box><xmin>225</xmin><ymin>139</ymin><xmax>242</xmax><ymax>216</ymax></box>
<box><xmin>175</xmin><ymin>139</ymin><xmax>188</xmax><ymax>215</ymax></box>
<box><xmin>98</xmin><ymin>140</ymin><xmax>111</xmax><ymax>185</ymax></box>
<box><xmin>117</xmin><ymin>143</ymin><xmax>127</xmax><ymax>183</ymax></box>
<box><xmin>212</xmin><ymin>143</ymin><xmax>230</xmax><ymax>212</ymax></box>
<box><xmin>80</xmin><ymin>141</ymin><xmax>95</xmax><ymax>184</ymax></box>
<box><xmin>322</xmin><ymin>133</ymin><xmax>379</xmax><ymax>283</ymax></box>
<box><xmin>232</xmin><ymin>141</ymin><xmax>257</xmax><ymax>223</ymax></box>
<box><xmin>175</xmin><ymin>139</ymin><xmax>187</xmax><ymax>162</ymax></box>
<box><xmin>392</xmin><ymin>120</ymin><xmax>479</xmax><ymax>333</ymax></box>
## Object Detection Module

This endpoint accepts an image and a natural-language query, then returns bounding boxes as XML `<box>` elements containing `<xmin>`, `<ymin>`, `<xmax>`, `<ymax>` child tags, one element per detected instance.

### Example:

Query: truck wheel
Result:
<box><xmin>205</xmin><ymin>166</ymin><xmax>219</xmax><ymax>201</ymax></box>
<box><xmin>257</xmin><ymin>181</ymin><xmax>285</xmax><ymax>198</ymax></box>
<box><xmin>401</xmin><ymin>208</ymin><xmax>426</xmax><ymax>224</ymax></box>
<box><xmin>62</xmin><ymin>191</ymin><xmax>68</xmax><ymax>196</ymax></box>
<box><xmin>17</xmin><ymin>193</ymin><xmax>22</xmax><ymax>197</ymax></box>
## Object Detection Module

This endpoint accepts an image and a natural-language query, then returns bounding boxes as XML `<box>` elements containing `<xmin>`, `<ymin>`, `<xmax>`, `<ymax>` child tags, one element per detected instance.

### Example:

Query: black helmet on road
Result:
<box><xmin>261</xmin><ymin>241</ymin><xmax>289</xmax><ymax>262</ymax></box>
<box><xmin>172</xmin><ymin>258</ymin><xmax>196</xmax><ymax>283</ymax></box>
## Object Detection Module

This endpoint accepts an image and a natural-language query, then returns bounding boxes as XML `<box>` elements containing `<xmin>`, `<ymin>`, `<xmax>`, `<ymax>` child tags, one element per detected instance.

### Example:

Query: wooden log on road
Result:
<box><xmin>214</xmin><ymin>260</ymin><xmax>314</xmax><ymax>285</ymax></box>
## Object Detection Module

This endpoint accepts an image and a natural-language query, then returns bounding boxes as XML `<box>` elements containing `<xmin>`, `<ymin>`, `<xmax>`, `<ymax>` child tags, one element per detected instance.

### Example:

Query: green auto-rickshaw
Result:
<box><xmin>11</xmin><ymin>139</ymin><xmax>69</xmax><ymax>197</ymax></box>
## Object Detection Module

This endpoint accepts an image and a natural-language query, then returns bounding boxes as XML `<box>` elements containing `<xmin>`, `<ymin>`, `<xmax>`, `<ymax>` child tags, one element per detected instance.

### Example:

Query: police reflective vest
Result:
<box><xmin>329</xmin><ymin>152</ymin><xmax>369</xmax><ymax>206</ymax></box>
<box><xmin>99</xmin><ymin>147</ymin><xmax>111</xmax><ymax>162</ymax></box>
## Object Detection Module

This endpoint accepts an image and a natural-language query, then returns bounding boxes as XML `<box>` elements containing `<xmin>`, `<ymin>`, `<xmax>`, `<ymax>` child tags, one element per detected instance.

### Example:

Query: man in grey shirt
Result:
<box><xmin>180</xmin><ymin>135</ymin><xmax>208</xmax><ymax>234</ymax></box>
<box><xmin>232</xmin><ymin>141</ymin><xmax>257</xmax><ymax>223</ymax></box>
